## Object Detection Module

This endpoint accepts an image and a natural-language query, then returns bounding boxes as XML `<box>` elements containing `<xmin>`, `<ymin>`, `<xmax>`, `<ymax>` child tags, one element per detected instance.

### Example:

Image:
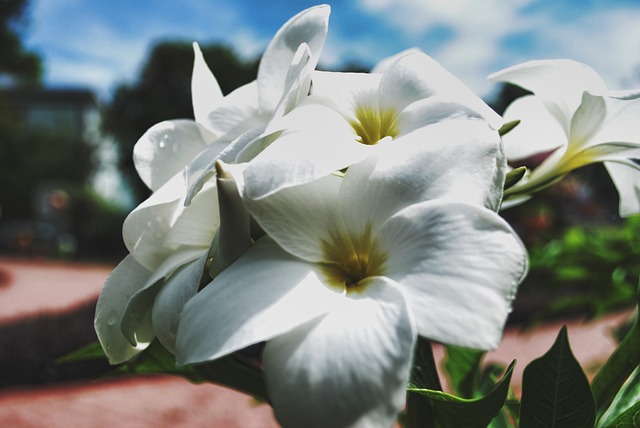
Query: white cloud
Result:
<box><xmin>356</xmin><ymin>0</ymin><xmax>535</xmax><ymax>96</ymax></box>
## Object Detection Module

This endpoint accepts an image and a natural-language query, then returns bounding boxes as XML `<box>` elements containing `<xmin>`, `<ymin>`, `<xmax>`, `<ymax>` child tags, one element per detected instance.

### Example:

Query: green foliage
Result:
<box><xmin>0</xmin><ymin>0</ymin><xmax>42</xmax><ymax>85</ymax></box>
<box><xmin>443</xmin><ymin>345</ymin><xmax>485</xmax><ymax>398</ymax></box>
<box><xmin>520</xmin><ymin>326</ymin><xmax>596</xmax><ymax>428</ymax></box>
<box><xmin>408</xmin><ymin>361</ymin><xmax>515</xmax><ymax>428</ymax></box>
<box><xmin>514</xmin><ymin>217</ymin><xmax>640</xmax><ymax>325</ymax></box>
<box><xmin>599</xmin><ymin>366</ymin><xmax>640</xmax><ymax>427</ymax></box>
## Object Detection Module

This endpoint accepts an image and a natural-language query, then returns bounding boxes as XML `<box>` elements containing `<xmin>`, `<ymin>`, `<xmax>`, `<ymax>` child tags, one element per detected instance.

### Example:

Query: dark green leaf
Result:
<box><xmin>504</xmin><ymin>166</ymin><xmax>527</xmax><ymax>190</ymax></box>
<box><xmin>409</xmin><ymin>336</ymin><xmax>442</xmax><ymax>391</ymax></box>
<box><xmin>443</xmin><ymin>345</ymin><xmax>485</xmax><ymax>398</ymax></box>
<box><xmin>121</xmin><ymin>340</ymin><xmax>269</xmax><ymax>401</ymax></box>
<box><xmin>409</xmin><ymin>360</ymin><xmax>515</xmax><ymax>428</ymax></box>
<box><xmin>498</xmin><ymin>120</ymin><xmax>521</xmax><ymax>137</ymax></box>
<box><xmin>520</xmin><ymin>326</ymin><xmax>595</xmax><ymax>428</ymax></box>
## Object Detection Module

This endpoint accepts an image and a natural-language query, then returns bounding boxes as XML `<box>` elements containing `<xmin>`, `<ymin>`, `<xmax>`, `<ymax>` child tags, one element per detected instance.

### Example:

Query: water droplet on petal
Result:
<box><xmin>106</xmin><ymin>310</ymin><xmax>118</xmax><ymax>326</ymax></box>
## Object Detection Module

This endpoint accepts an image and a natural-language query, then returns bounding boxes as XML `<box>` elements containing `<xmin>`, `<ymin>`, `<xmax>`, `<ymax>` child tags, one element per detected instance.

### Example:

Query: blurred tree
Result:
<box><xmin>0</xmin><ymin>0</ymin><xmax>42</xmax><ymax>86</ymax></box>
<box><xmin>101</xmin><ymin>42</ymin><xmax>259</xmax><ymax>204</ymax></box>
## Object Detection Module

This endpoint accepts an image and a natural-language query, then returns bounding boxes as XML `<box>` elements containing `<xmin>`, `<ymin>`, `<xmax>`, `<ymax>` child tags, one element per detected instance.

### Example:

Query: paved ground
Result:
<box><xmin>0</xmin><ymin>256</ymin><xmax>631</xmax><ymax>427</ymax></box>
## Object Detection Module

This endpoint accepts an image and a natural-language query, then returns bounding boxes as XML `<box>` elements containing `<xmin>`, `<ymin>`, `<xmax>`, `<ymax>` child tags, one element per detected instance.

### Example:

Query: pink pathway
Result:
<box><xmin>0</xmin><ymin>257</ymin><xmax>630</xmax><ymax>427</ymax></box>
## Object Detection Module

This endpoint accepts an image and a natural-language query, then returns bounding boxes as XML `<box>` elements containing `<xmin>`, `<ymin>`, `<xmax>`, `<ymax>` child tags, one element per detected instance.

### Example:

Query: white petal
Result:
<box><xmin>489</xmin><ymin>59</ymin><xmax>607</xmax><ymax>133</ymax></box>
<box><xmin>263</xmin><ymin>278</ymin><xmax>415</xmax><ymax>428</ymax></box>
<box><xmin>244</xmin><ymin>174</ymin><xmax>343</xmax><ymax>263</ymax></box>
<box><xmin>185</xmin><ymin>126</ymin><xmax>265</xmax><ymax>205</ymax></box>
<box><xmin>242</xmin><ymin>103</ymin><xmax>370</xmax><ymax>200</ymax></box>
<box><xmin>380</xmin><ymin>51</ymin><xmax>502</xmax><ymax>129</ymax></box>
<box><xmin>570</xmin><ymin>92</ymin><xmax>607</xmax><ymax>150</ymax></box>
<box><xmin>163</xmin><ymin>181</ymin><xmax>219</xmax><ymax>249</ymax></box>
<box><xmin>396</xmin><ymin>95</ymin><xmax>489</xmax><ymax>135</ymax></box>
<box><xmin>307</xmin><ymin>70</ymin><xmax>382</xmax><ymax>120</ymax></box>
<box><xmin>605</xmin><ymin>160</ymin><xmax>640</xmax><ymax>217</ymax></box>
<box><xmin>589</xmin><ymin>90</ymin><xmax>640</xmax><ymax>145</ymax></box>
<box><xmin>133</xmin><ymin>120</ymin><xmax>212</xmax><ymax>192</ymax></box>
<box><xmin>123</xmin><ymin>173</ymin><xmax>185</xmax><ymax>270</ymax></box>
<box><xmin>205</xmin><ymin>81</ymin><xmax>267</xmax><ymax>138</ymax></box>
<box><xmin>339</xmin><ymin>118</ymin><xmax>506</xmax><ymax>237</ymax></box>
<box><xmin>379</xmin><ymin>201</ymin><xmax>527</xmax><ymax>350</ymax></box>
<box><xmin>95</xmin><ymin>255</ymin><xmax>154</xmax><ymax>364</ymax></box>
<box><xmin>258</xmin><ymin>5</ymin><xmax>330</xmax><ymax>111</ymax></box>
<box><xmin>501</xmin><ymin>95</ymin><xmax>567</xmax><ymax>160</ymax></box>
<box><xmin>176</xmin><ymin>237</ymin><xmax>341</xmax><ymax>366</ymax></box>
<box><xmin>191</xmin><ymin>42</ymin><xmax>223</xmax><ymax>125</ymax></box>
<box><xmin>152</xmin><ymin>253</ymin><xmax>208</xmax><ymax>353</ymax></box>
<box><xmin>123</xmin><ymin>174</ymin><xmax>218</xmax><ymax>270</ymax></box>
<box><xmin>121</xmin><ymin>247</ymin><xmax>204</xmax><ymax>346</ymax></box>
<box><xmin>371</xmin><ymin>48</ymin><xmax>422</xmax><ymax>74</ymax></box>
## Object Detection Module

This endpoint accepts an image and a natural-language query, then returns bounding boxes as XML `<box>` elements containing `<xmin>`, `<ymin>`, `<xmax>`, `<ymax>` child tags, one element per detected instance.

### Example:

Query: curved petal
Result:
<box><xmin>152</xmin><ymin>252</ymin><xmax>208</xmax><ymax>353</ymax></box>
<box><xmin>191</xmin><ymin>42</ymin><xmax>223</xmax><ymax>125</ymax></box>
<box><xmin>396</xmin><ymin>95</ymin><xmax>490</xmax><ymax>135</ymax></box>
<box><xmin>258</xmin><ymin>5</ymin><xmax>330</xmax><ymax>112</ymax></box>
<box><xmin>244</xmin><ymin>174</ymin><xmax>343</xmax><ymax>263</ymax></box>
<box><xmin>263</xmin><ymin>278</ymin><xmax>415</xmax><ymax>428</ymax></box>
<box><xmin>371</xmin><ymin>48</ymin><xmax>422</xmax><ymax>74</ymax></box>
<box><xmin>589</xmin><ymin>90</ymin><xmax>640</xmax><ymax>145</ymax></box>
<box><xmin>123</xmin><ymin>173</ymin><xmax>185</xmax><ymax>270</ymax></box>
<box><xmin>605</xmin><ymin>160</ymin><xmax>640</xmax><ymax>217</ymax></box>
<box><xmin>489</xmin><ymin>59</ymin><xmax>607</xmax><ymax>133</ymax></box>
<box><xmin>176</xmin><ymin>237</ymin><xmax>342</xmax><ymax>366</ymax></box>
<box><xmin>123</xmin><ymin>173</ymin><xmax>218</xmax><ymax>270</ymax></box>
<box><xmin>379</xmin><ymin>201</ymin><xmax>527</xmax><ymax>350</ymax></box>
<box><xmin>121</xmin><ymin>247</ymin><xmax>204</xmax><ymax>346</ymax></box>
<box><xmin>380</xmin><ymin>51</ymin><xmax>502</xmax><ymax>129</ymax></box>
<box><xmin>339</xmin><ymin>118</ymin><xmax>506</xmax><ymax>238</ymax></box>
<box><xmin>205</xmin><ymin>81</ymin><xmax>267</xmax><ymax>138</ymax></box>
<box><xmin>307</xmin><ymin>70</ymin><xmax>382</xmax><ymax>120</ymax></box>
<box><xmin>569</xmin><ymin>91</ymin><xmax>607</xmax><ymax>151</ymax></box>
<box><xmin>185</xmin><ymin>126</ymin><xmax>265</xmax><ymax>205</ymax></box>
<box><xmin>501</xmin><ymin>95</ymin><xmax>567</xmax><ymax>160</ymax></box>
<box><xmin>163</xmin><ymin>181</ymin><xmax>219</xmax><ymax>249</ymax></box>
<box><xmin>95</xmin><ymin>255</ymin><xmax>154</xmax><ymax>364</ymax></box>
<box><xmin>242</xmin><ymin>103</ymin><xmax>371</xmax><ymax>200</ymax></box>
<box><xmin>133</xmin><ymin>120</ymin><xmax>213</xmax><ymax>192</ymax></box>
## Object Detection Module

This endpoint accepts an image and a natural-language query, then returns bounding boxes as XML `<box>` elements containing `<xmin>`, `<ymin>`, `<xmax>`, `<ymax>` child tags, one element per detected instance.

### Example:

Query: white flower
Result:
<box><xmin>176</xmin><ymin>121</ymin><xmax>527</xmax><ymax>427</ymax></box>
<box><xmin>240</xmin><ymin>50</ymin><xmax>504</xmax><ymax>203</ymax></box>
<box><xmin>96</xmin><ymin>5</ymin><xmax>331</xmax><ymax>363</ymax></box>
<box><xmin>489</xmin><ymin>59</ymin><xmax>640</xmax><ymax>216</ymax></box>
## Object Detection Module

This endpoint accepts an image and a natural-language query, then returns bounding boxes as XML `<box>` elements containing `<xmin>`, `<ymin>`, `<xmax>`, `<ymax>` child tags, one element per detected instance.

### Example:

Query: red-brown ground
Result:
<box><xmin>0</xmin><ymin>257</ymin><xmax>630</xmax><ymax>427</ymax></box>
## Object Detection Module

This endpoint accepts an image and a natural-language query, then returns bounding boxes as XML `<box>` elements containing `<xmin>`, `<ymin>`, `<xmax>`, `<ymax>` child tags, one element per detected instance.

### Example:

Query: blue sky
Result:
<box><xmin>24</xmin><ymin>0</ymin><xmax>640</xmax><ymax>101</ymax></box>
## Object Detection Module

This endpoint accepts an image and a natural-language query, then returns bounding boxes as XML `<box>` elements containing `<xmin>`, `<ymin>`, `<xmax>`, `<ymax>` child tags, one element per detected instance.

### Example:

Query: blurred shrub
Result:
<box><xmin>511</xmin><ymin>216</ymin><xmax>640</xmax><ymax>326</ymax></box>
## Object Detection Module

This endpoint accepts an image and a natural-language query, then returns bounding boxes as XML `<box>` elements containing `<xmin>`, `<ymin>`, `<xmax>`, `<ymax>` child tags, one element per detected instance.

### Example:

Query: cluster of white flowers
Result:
<box><xmin>94</xmin><ymin>4</ymin><xmax>640</xmax><ymax>427</ymax></box>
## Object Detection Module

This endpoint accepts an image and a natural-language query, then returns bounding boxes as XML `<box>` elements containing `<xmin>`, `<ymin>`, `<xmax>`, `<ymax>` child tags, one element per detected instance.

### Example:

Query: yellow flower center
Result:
<box><xmin>319</xmin><ymin>225</ymin><xmax>388</xmax><ymax>294</ymax></box>
<box><xmin>350</xmin><ymin>104</ymin><xmax>400</xmax><ymax>145</ymax></box>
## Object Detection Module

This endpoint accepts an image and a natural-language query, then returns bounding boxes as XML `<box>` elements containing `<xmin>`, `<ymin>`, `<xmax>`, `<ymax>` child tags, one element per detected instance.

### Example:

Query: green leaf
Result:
<box><xmin>599</xmin><ymin>366</ymin><xmax>640</xmax><ymax>427</ymax></box>
<box><xmin>56</xmin><ymin>340</ymin><xmax>107</xmax><ymax>363</ymax></box>
<box><xmin>410</xmin><ymin>336</ymin><xmax>442</xmax><ymax>391</ymax></box>
<box><xmin>443</xmin><ymin>345</ymin><xmax>485</xmax><ymax>398</ymax></box>
<box><xmin>408</xmin><ymin>360</ymin><xmax>515</xmax><ymax>428</ymax></box>
<box><xmin>601</xmin><ymin>401</ymin><xmax>640</xmax><ymax>427</ymax></box>
<box><xmin>520</xmin><ymin>326</ymin><xmax>596</xmax><ymax>428</ymax></box>
<box><xmin>121</xmin><ymin>340</ymin><xmax>269</xmax><ymax>401</ymax></box>
<box><xmin>499</xmin><ymin>119</ymin><xmax>521</xmax><ymax>137</ymax></box>
<box><xmin>504</xmin><ymin>166</ymin><xmax>527</xmax><ymax>190</ymax></box>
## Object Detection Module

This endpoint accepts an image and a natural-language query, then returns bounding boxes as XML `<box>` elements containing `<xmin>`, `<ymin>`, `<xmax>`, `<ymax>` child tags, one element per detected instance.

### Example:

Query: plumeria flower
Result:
<box><xmin>176</xmin><ymin>120</ymin><xmax>527</xmax><ymax>427</ymax></box>
<box><xmin>239</xmin><ymin>50</ymin><xmax>505</xmax><ymax>204</ymax></box>
<box><xmin>489</xmin><ymin>59</ymin><xmax>640</xmax><ymax>216</ymax></box>
<box><xmin>95</xmin><ymin>5</ymin><xmax>331</xmax><ymax>363</ymax></box>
